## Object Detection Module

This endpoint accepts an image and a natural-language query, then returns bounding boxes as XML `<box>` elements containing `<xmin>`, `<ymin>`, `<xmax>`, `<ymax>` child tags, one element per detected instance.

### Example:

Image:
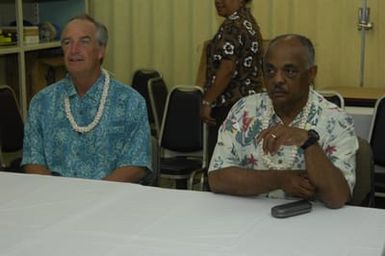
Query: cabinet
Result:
<box><xmin>0</xmin><ymin>0</ymin><xmax>88</xmax><ymax>118</ymax></box>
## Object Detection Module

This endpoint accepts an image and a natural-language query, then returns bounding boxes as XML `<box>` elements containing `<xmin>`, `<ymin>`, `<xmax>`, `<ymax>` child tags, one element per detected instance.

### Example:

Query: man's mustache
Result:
<box><xmin>271</xmin><ymin>85</ymin><xmax>287</xmax><ymax>94</ymax></box>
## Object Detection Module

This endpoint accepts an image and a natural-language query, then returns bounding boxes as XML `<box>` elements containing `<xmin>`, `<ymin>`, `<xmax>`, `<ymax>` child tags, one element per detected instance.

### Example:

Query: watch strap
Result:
<box><xmin>301</xmin><ymin>129</ymin><xmax>320</xmax><ymax>150</ymax></box>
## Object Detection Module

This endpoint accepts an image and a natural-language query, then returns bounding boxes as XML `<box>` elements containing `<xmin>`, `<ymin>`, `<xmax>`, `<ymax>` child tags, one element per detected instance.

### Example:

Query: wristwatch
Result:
<box><xmin>301</xmin><ymin>129</ymin><xmax>320</xmax><ymax>150</ymax></box>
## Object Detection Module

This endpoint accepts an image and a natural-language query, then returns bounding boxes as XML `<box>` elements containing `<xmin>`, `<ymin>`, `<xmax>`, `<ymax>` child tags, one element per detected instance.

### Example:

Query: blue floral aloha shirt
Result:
<box><xmin>22</xmin><ymin>72</ymin><xmax>152</xmax><ymax>180</ymax></box>
<box><xmin>208</xmin><ymin>89</ymin><xmax>358</xmax><ymax>198</ymax></box>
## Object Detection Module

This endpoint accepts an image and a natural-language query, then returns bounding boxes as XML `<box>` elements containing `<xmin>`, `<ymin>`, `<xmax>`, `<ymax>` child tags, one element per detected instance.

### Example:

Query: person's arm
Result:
<box><xmin>258</xmin><ymin>125</ymin><xmax>352</xmax><ymax>208</ymax></box>
<box><xmin>201</xmin><ymin>59</ymin><xmax>236</xmax><ymax>125</ymax></box>
<box><xmin>303</xmin><ymin>144</ymin><xmax>351</xmax><ymax>208</ymax></box>
<box><xmin>103</xmin><ymin>166</ymin><xmax>146</xmax><ymax>183</ymax></box>
<box><xmin>203</xmin><ymin>59</ymin><xmax>236</xmax><ymax>104</ymax></box>
<box><xmin>196</xmin><ymin>40</ymin><xmax>210</xmax><ymax>88</ymax></box>
<box><xmin>208</xmin><ymin>167</ymin><xmax>315</xmax><ymax>198</ymax></box>
<box><xmin>24</xmin><ymin>164</ymin><xmax>51</xmax><ymax>175</ymax></box>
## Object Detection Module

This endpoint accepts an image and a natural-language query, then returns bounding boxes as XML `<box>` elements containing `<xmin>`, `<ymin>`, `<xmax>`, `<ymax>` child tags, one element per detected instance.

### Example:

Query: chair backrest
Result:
<box><xmin>350</xmin><ymin>136</ymin><xmax>375</xmax><ymax>206</ymax></box>
<box><xmin>159</xmin><ymin>86</ymin><xmax>203</xmax><ymax>153</ymax></box>
<box><xmin>131</xmin><ymin>69</ymin><xmax>161</xmax><ymax>124</ymax></box>
<box><xmin>0</xmin><ymin>85</ymin><xmax>24</xmax><ymax>153</ymax></box>
<box><xmin>148</xmin><ymin>77</ymin><xmax>168</xmax><ymax>137</ymax></box>
<box><xmin>318</xmin><ymin>90</ymin><xmax>345</xmax><ymax>108</ymax></box>
<box><xmin>368</xmin><ymin>94</ymin><xmax>385</xmax><ymax>167</ymax></box>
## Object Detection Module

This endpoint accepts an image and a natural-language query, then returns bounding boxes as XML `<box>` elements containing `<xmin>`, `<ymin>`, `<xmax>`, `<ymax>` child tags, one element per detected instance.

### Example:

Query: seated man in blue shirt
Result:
<box><xmin>22</xmin><ymin>15</ymin><xmax>152</xmax><ymax>183</ymax></box>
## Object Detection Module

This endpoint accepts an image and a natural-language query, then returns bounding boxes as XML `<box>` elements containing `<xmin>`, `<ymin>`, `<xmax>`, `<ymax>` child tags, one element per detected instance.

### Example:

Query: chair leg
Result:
<box><xmin>199</xmin><ymin>172</ymin><xmax>205</xmax><ymax>191</ymax></box>
<box><xmin>188</xmin><ymin>169</ymin><xmax>203</xmax><ymax>190</ymax></box>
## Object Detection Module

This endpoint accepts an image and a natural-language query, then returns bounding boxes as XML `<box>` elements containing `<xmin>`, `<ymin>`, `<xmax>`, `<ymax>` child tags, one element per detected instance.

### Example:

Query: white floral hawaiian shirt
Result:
<box><xmin>209</xmin><ymin>89</ymin><xmax>358</xmax><ymax>198</ymax></box>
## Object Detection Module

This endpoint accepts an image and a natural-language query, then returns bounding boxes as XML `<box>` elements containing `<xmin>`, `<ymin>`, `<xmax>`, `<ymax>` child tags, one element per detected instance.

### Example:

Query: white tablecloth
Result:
<box><xmin>0</xmin><ymin>172</ymin><xmax>384</xmax><ymax>256</ymax></box>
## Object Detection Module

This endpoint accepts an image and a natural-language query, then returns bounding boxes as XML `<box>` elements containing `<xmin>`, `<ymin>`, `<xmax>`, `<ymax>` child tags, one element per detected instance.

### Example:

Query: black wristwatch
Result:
<box><xmin>301</xmin><ymin>129</ymin><xmax>320</xmax><ymax>150</ymax></box>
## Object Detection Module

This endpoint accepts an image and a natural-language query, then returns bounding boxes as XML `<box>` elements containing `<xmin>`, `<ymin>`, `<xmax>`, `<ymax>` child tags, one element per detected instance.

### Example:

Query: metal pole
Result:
<box><xmin>358</xmin><ymin>0</ymin><xmax>367</xmax><ymax>87</ymax></box>
<box><xmin>358</xmin><ymin>0</ymin><xmax>373</xmax><ymax>87</ymax></box>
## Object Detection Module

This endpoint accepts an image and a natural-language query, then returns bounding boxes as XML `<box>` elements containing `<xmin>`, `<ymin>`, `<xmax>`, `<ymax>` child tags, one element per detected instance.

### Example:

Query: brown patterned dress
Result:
<box><xmin>204</xmin><ymin>7</ymin><xmax>264</xmax><ymax>107</ymax></box>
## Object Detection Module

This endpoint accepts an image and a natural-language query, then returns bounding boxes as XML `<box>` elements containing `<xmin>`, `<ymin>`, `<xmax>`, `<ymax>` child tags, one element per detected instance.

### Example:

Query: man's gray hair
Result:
<box><xmin>62</xmin><ymin>14</ymin><xmax>108</xmax><ymax>47</ymax></box>
<box><xmin>265</xmin><ymin>34</ymin><xmax>315</xmax><ymax>68</ymax></box>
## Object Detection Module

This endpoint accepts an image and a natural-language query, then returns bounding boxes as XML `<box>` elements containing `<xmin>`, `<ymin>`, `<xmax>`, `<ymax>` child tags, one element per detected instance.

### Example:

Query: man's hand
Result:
<box><xmin>257</xmin><ymin>125</ymin><xmax>309</xmax><ymax>155</ymax></box>
<box><xmin>280</xmin><ymin>172</ymin><xmax>316</xmax><ymax>199</ymax></box>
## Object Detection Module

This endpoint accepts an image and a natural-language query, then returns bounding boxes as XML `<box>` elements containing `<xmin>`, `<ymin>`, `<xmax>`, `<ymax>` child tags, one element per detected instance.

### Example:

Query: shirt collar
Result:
<box><xmin>64</xmin><ymin>72</ymin><xmax>105</xmax><ymax>103</ymax></box>
<box><xmin>269</xmin><ymin>88</ymin><xmax>315</xmax><ymax>126</ymax></box>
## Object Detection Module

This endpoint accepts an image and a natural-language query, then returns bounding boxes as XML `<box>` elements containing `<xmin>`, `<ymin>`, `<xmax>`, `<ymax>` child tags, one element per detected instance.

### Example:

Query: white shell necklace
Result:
<box><xmin>64</xmin><ymin>69</ymin><xmax>110</xmax><ymax>134</ymax></box>
<box><xmin>261</xmin><ymin>96</ymin><xmax>312</xmax><ymax>170</ymax></box>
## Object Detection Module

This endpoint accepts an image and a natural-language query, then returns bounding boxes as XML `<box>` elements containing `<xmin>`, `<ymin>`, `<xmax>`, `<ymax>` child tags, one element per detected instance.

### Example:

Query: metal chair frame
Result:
<box><xmin>158</xmin><ymin>85</ymin><xmax>207</xmax><ymax>189</ymax></box>
<box><xmin>368</xmin><ymin>94</ymin><xmax>385</xmax><ymax>199</ymax></box>
<box><xmin>0</xmin><ymin>85</ymin><xmax>24</xmax><ymax>171</ymax></box>
<box><xmin>317</xmin><ymin>90</ymin><xmax>345</xmax><ymax>108</ymax></box>
<box><xmin>147</xmin><ymin>77</ymin><xmax>168</xmax><ymax>138</ymax></box>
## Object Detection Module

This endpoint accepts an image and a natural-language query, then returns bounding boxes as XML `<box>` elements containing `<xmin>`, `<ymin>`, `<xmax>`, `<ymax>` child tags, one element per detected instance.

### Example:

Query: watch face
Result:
<box><xmin>301</xmin><ymin>129</ymin><xmax>320</xmax><ymax>150</ymax></box>
<box><xmin>309</xmin><ymin>129</ymin><xmax>320</xmax><ymax>140</ymax></box>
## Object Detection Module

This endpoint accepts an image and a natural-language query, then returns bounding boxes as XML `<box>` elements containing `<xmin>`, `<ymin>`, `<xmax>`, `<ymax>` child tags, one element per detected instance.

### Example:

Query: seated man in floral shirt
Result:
<box><xmin>208</xmin><ymin>34</ymin><xmax>358</xmax><ymax>209</ymax></box>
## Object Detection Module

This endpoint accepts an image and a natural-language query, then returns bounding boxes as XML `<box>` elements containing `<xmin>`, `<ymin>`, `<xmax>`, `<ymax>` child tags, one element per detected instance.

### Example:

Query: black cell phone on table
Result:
<box><xmin>271</xmin><ymin>199</ymin><xmax>312</xmax><ymax>218</ymax></box>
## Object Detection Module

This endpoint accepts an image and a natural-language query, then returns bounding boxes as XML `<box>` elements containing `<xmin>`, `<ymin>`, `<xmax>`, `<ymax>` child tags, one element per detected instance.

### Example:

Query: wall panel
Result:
<box><xmin>90</xmin><ymin>0</ymin><xmax>219</xmax><ymax>88</ymax></box>
<box><xmin>90</xmin><ymin>0</ymin><xmax>385</xmax><ymax>90</ymax></box>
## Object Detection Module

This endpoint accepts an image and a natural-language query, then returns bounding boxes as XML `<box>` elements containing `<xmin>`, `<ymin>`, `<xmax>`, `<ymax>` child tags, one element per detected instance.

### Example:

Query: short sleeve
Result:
<box><xmin>318</xmin><ymin>111</ymin><xmax>358</xmax><ymax>194</ymax></box>
<box><xmin>208</xmin><ymin>101</ymin><xmax>244</xmax><ymax>172</ymax></box>
<box><xmin>216</xmin><ymin>22</ymin><xmax>243</xmax><ymax>62</ymax></box>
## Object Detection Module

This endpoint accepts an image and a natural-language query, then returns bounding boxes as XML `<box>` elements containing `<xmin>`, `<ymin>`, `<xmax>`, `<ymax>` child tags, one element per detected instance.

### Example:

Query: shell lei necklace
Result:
<box><xmin>64</xmin><ymin>69</ymin><xmax>110</xmax><ymax>134</ymax></box>
<box><xmin>261</xmin><ymin>97</ymin><xmax>311</xmax><ymax>170</ymax></box>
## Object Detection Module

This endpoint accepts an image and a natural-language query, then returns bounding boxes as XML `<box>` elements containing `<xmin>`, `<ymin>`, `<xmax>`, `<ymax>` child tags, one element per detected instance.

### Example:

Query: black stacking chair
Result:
<box><xmin>131</xmin><ymin>69</ymin><xmax>161</xmax><ymax>134</ymax></box>
<box><xmin>148</xmin><ymin>77</ymin><xmax>168</xmax><ymax>138</ymax></box>
<box><xmin>368</xmin><ymin>94</ymin><xmax>385</xmax><ymax>203</ymax></box>
<box><xmin>318</xmin><ymin>90</ymin><xmax>344</xmax><ymax>108</ymax></box>
<box><xmin>0</xmin><ymin>85</ymin><xmax>24</xmax><ymax>172</ymax></box>
<box><xmin>158</xmin><ymin>86</ymin><xmax>206</xmax><ymax>189</ymax></box>
<box><xmin>349</xmin><ymin>136</ymin><xmax>375</xmax><ymax>207</ymax></box>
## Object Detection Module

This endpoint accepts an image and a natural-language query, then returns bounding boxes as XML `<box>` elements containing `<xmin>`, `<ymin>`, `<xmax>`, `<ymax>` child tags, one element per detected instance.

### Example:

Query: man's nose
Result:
<box><xmin>69</xmin><ymin>41</ymin><xmax>80</xmax><ymax>54</ymax></box>
<box><xmin>271</xmin><ymin>70</ymin><xmax>285</xmax><ymax>84</ymax></box>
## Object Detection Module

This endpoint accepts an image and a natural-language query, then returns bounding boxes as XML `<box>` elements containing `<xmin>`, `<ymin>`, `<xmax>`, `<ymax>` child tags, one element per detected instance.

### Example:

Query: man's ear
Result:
<box><xmin>98</xmin><ymin>46</ymin><xmax>106</xmax><ymax>62</ymax></box>
<box><xmin>308</xmin><ymin>65</ymin><xmax>318</xmax><ymax>84</ymax></box>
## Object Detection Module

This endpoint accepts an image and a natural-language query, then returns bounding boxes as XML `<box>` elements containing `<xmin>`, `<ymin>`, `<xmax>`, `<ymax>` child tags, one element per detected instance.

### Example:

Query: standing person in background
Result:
<box><xmin>201</xmin><ymin>0</ymin><xmax>264</xmax><ymax>162</ymax></box>
<box><xmin>22</xmin><ymin>15</ymin><xmax>152</xmax><ymax>183</ymax></box>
